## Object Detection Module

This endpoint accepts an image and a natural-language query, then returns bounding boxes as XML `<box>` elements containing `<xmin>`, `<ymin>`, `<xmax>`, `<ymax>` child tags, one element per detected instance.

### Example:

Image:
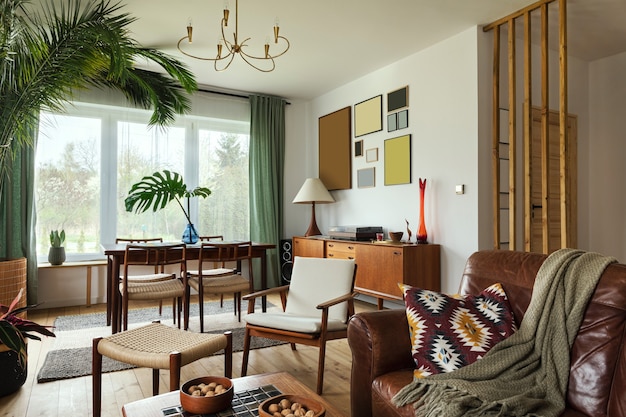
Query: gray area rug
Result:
<box><xmin>37</xmin><ymin>300</ymin><xmax>284</xmax><ymax>383</ymax></box>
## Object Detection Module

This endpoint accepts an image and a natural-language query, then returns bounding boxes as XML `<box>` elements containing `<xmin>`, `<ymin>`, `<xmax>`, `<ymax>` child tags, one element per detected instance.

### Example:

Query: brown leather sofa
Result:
<box><xmin>347</xmin><ymin>250</ymin><xmax>626</xmax><ymax>417</ymax></box>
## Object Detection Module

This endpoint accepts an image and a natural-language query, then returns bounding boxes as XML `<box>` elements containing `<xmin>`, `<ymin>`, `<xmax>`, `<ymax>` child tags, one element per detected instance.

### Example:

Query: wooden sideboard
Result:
<box><xmin>292</xmin><ymin>236</ymin><xmax>440</xmax><ymax>309</ymax></box>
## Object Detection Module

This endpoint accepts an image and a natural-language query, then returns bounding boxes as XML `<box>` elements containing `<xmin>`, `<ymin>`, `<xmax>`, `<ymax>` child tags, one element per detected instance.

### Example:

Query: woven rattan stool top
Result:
<box><xmin>96</xmin><ymin>322</ymin><xmax>228</xmax><ymax>369</ymax></box>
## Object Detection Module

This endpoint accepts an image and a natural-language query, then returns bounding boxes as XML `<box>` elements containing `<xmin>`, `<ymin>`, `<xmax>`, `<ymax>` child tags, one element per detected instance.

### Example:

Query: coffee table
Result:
<box><xmin>121</xmin><ymin>371</ymin><xmax>345</xmax><ymax>417</ymax></box>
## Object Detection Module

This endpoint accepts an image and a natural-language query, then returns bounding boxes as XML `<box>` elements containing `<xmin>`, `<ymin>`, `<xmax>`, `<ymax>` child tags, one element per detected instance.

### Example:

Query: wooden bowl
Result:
<box><xmin>389</xmin><ymin>231</ymin><xmax>404</xmax><ymax>242</ymax></box>
<box><xmin>259</xmin><ymin>394</ymin><xmax>326</xmax><ymax>417</ymax></box>
<box><xmin>180</xmin><ymin>376</ymin><xmax>233</xmax><ymax>414</ymax></box>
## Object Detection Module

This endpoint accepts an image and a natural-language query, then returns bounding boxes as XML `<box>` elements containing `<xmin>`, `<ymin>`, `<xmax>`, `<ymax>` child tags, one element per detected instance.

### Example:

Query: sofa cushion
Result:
<box><xmin>399</xmin><ymin>282</ymin><xmax>517</xmax><ymax>379</ymax></box>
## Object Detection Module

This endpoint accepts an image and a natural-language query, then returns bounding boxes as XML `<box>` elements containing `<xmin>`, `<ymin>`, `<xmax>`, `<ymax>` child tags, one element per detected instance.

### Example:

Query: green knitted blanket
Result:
<box><xmin>393</xmin><ymin>249</ymin><xmax>616</xmax><ymax>417</ymax></box>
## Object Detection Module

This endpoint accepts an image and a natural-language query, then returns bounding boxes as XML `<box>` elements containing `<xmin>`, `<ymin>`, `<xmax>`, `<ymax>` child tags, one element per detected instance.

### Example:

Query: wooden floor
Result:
<box><xmin>0</xmin><ymin>294</ymin><xmax>377</xmax><ymax>417</ymax></box>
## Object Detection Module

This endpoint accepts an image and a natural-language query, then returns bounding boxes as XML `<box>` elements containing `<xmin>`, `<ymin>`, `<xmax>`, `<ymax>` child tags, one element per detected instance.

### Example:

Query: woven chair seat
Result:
<box><xmin>121</xmin><ymin>279</ymin><xmax>184</xmax><ymax>300</ymax></box>
<box><xmin>188</xmin><ymin>274</ymin><xmax>250</xmax><ymax>293</ymax></box>
<box><xmin>97</xmin><ymin>322</ymin><xmax>228</xmax><ymax>369</ymax></box>
<box><xmin>122</xmin><ymin>273</ymin><xmax>175</xmax><ymax>283</ymax></box>
<box><xmin>187</xmin><ymin>267</ymin><xmax>235</xmax><ymax>278</ymax></box>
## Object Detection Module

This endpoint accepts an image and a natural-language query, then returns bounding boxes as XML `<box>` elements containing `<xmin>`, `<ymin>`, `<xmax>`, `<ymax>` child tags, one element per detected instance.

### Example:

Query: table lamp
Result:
<box><xmin>292</xmin><ymin>178</ymin><xmax>335</xmax><ymax>236</ymax></box>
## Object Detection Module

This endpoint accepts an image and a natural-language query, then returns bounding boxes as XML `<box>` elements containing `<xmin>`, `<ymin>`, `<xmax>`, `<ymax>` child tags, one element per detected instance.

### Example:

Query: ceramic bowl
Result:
<box><xmin>180</xmin><ymin>376</ymin><xmax>233</xmax><ymax>414</ymax></box>
<box><xmin>389</xmin><ymin>231</ymin><xmax>404</xmax><ymax>242</ymax></box>
<box><xmin>259</xmin><ymin>394</ymin><xmax>326</xmax><ymax>417</ymax></box>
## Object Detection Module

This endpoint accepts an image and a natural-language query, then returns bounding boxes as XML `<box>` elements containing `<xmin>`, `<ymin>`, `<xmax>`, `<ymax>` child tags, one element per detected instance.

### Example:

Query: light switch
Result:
<box><xmin>455</xmin><ymin>184</ymin><xmax>465</xmax><ymax>195</ymax></box>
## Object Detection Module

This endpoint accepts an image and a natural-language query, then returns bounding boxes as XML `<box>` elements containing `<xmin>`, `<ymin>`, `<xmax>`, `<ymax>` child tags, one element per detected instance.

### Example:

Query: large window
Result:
<box><xmin>35</xmin><ymin>97</ymin><xmax>250</xmax><ymax>261</ymax></box>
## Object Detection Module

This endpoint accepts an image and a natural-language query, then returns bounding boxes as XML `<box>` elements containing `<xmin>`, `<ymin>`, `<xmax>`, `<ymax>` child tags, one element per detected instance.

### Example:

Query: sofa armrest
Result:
<box><xmin>347</xmin><ymin>309</ymin><xmax>415</xmax><ymax>417</ymax></box>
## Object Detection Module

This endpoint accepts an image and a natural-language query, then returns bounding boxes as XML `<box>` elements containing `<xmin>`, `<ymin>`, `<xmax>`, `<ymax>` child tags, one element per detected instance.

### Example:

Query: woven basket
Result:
<box><xmin>0</xmin><ymin>258</ymin><xmax>27</xmax><ymax>313</ymax></box>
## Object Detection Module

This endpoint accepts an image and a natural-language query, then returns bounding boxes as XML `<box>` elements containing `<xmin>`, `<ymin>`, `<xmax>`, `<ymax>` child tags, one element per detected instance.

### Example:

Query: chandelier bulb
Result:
<box><xmin>265</xmin><ymin>43</ymin><xmax>270</xmax><ymax>59</ymax></box>
<box><xmin>217</xmin><ymin>42</ymin><xmax>223</xmax><ymax>59</ymax></box>
<box><xmin>224</xmin><ymin>9</ymin><xmax>230</xmax><ymax>26</ymax></box>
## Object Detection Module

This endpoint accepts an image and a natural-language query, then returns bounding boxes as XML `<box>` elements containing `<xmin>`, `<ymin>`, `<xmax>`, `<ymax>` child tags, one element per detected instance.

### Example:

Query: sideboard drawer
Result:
<box><xmin>325</xmin><ymin>241</ymin><xmax>356</xmax><ymax>260</ymax></box>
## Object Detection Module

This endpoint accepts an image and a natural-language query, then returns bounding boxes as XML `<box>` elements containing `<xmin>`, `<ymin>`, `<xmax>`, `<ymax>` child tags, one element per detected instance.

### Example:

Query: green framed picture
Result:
<box><xmin>384</xmin><ymin>134</ymin><xmax>411</xmax><ymax>185</ymax></box>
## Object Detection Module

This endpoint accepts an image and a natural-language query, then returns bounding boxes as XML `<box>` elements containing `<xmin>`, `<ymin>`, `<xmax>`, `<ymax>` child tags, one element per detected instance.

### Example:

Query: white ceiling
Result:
<box><xmin>84</xmin><ymin>0</ymin><xmax>626</xmax><ymax>100</ymax></box>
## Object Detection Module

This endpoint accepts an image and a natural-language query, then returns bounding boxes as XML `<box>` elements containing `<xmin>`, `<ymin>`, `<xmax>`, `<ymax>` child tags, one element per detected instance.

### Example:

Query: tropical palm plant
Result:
<box><xmin>0</xmin><ymin>0</ymin><xmax>197</xmax><ymax>192</ymax></box>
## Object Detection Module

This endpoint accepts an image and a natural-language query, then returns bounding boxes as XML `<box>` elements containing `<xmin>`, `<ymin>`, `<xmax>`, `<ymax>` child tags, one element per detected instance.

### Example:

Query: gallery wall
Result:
<box><xmin>284</xmin><ymin>28</ymin><xmax>484</xmax><ymax>293</ymax></box>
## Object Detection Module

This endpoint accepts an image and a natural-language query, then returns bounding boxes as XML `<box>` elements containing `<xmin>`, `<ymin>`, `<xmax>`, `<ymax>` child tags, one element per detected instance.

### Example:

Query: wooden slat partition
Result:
<box><xmin>508</xmin><ymin>19</ymin><xmax>517</xmax><ymax>250</ymax></box>
<box><xmin>492</xmin><ymin>27</ymin><xmax>501</xmax><ymax>249</ymax></box>
<box><xmin>523</xmin><ymin>12</ymin><xmax>532</xmax><ymax>250</ymax></box>
<box><xmin>559</xmin><ymin>0</ymin><xmax>569</xmax><ymax>248</ymax></box>
<box><xmin>541</xmin><ymin>4</ymin><xmax>550</xmax><ymax>253</ymax></box>
<box><xmin>484</xmin><ymin>0</ymin><xmax>569</xmax><ymax>253</ymax></box>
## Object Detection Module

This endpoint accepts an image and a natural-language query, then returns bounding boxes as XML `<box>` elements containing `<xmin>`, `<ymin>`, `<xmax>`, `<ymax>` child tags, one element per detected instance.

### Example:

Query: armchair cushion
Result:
<box><xmin>399</xmin><ymin>282</ymin><xmax>516</xmax><ymax>379</ymax></box>
<box><xmin>244</xmin><ymin>312</ymin><xmax>348</xmax><ymax>333</ymax></box>
<box><xmin>284</xmin><ymin>257</ymin><xmax>355</xmax><ymax>322</ymax></box>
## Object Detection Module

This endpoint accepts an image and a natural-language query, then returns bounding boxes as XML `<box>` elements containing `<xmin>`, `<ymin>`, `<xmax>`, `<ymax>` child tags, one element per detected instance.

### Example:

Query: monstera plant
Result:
<box><xmin>124</xmin><ymin>170</ymin><xmax>212</xmax><ymax>243</ymax></box>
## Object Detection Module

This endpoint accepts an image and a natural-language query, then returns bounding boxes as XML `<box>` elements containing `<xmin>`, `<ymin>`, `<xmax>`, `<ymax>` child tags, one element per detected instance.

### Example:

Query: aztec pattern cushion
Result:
<box><xmin>399</xmin><ymin>282</ymin><xmax>517</xmax><ymax>379</ymax></box>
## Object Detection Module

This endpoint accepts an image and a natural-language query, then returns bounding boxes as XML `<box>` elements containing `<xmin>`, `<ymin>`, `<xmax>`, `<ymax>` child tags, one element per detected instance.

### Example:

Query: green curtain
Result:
<box><xmin>249</xmin><ymin>94</ymin><xmax>286</xmax><ymax>289</ymax></box>
<box><xmin>0</xmin><ymin>142</ymin><xmax>38</xmax><ymax>305</ymax></box>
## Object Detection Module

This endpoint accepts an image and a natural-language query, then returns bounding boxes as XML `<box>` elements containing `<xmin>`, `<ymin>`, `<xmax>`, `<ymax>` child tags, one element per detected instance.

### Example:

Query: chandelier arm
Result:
<box><xmin>177</xmin><ymin>36</ymin><xmax>234</xmax><ymax>61</ymax></box>
<box><xmin>238</xmin><ymin>52</ymin><xmax>275</xmax><ymax>73</ymax></box>
<box><xmin>214</xmin><ymin>51</ymin><xmax>237</xmax><ymax>72</ymax></box>
<box><xmin>237</xmin><ymin>37</ymin><xmax>289</xmax><ymax>60</ymax></box>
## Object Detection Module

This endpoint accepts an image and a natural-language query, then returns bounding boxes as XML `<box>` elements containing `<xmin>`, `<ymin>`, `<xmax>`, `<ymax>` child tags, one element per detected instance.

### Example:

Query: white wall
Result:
<box><xmin>588</xmin><ymin>52</ymin><xmax>626</xmax><ymax>261</ymax></box>
<box><xmin>284</xmin><ymin>28</ymin><xmax>483</xmax><ymax>293</ymax></box>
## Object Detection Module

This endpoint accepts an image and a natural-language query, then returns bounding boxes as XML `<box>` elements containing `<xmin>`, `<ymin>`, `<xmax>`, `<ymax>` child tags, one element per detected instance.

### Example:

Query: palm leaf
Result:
<box><xmin>0</xmin><ymin>0</ymin><xmax>197</xmax><ymax>190</ymax></box>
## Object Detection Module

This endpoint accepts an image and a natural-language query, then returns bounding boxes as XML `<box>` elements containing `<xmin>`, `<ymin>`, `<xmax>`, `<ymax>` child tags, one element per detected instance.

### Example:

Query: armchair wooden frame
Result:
<box><xmin>240</xmin><ymin>263</ymin><xmax>357</xmax><ymax>394</ymax></box>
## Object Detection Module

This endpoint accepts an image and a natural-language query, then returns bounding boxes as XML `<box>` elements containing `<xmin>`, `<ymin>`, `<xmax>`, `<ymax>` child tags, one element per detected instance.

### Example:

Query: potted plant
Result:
<box><xmin>0</xmin><ymin>288</ymin><xmax>55</xmax><ymax>396</ymax></box>
<box><xmin>47</xmin><ymin>230</ymin><xmax>66</xmax><ymax>265</ymax></box>
<box><xmin>124</xmin><ymin>170</ymin><xmax>211</xmax><ymax>244</ymax></box>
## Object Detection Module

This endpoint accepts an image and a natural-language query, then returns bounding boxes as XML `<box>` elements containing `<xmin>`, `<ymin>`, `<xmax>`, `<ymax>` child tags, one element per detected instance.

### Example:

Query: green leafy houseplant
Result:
<box><xmin>0</xmin><ymin>0</ymin><xmax>197</xmax><ymax>198</ymax></box>
<box><xmin>124</xmin><ymin>170</ymin><xmax>211</xmax><ymax>240</ymax></box>
<box><xmin>0</xmin><ymin>289</ymin><xmax>55</xmax><ymax>366</ymax></box>
<box><xmin>49</xmin><ymin>230</ymin><xmax>65</xmax><ymax>248</ymax></box>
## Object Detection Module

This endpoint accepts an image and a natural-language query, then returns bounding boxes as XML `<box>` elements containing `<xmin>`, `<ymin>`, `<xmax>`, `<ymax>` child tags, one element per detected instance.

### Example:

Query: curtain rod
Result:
<box><xmin>195</xmin><ymin>86</ymin><xmax>291</xmax><ymax>105</ymax></box>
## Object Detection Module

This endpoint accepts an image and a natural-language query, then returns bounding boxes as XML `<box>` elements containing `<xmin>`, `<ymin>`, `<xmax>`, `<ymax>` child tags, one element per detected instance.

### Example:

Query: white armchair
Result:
<box><xmin>240</xmin><ymin>256</ymin><xmax>357</xmax><ymax>394</ymax></box>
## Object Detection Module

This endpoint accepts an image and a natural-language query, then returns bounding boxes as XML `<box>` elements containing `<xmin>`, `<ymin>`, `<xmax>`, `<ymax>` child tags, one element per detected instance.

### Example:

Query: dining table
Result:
<box><xmin>102</xmin><ymin>241</ymin><xmax>276</xmax><ymax>334</ymax></box>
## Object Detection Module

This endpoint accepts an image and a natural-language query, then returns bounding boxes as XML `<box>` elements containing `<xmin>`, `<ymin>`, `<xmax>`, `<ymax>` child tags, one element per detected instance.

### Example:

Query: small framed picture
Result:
<box><xmin>357</xmin><ymin>167</ymin><xmax>376</xmax><ymax>188</ymax></box>
<box><xmin>387</xmin><ymin>113</ymin><xmax>397</xmax><ymax>132</ymax></box>
<box><xmin>366</xmin><ymin>148</ymin><xmax>378</xmax><ymax>163</ymax></box>
<box><xmin>387</xmin><ymin>86</ymin><xmax>409</xmax><ymax>112</ymax></box>
<box><xmin>398</xmin><ymin>109</ymin><xmax>409</xmax><ymax>129</ymax></box>
<box><xmin>355</xmin><ymin>140</ymin><xmax>363</xmax><ymax>157</ymax></box>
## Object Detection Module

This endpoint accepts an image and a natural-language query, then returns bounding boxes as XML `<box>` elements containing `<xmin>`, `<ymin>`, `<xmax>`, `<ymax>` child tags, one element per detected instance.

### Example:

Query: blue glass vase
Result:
<box><xmin>182</xmin><ymin>223</ymin><xmax>199</xmax><ymax>244</ymax></box>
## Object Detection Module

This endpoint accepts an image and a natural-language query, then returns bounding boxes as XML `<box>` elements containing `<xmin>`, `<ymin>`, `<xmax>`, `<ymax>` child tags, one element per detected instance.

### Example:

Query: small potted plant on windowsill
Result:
<box><xmin>0</xmin><ymin>288</ymin><xmax>55</xmax><ymax>396</ymax></box>
<box><xmin>48</xmin><ymin>230</ymin><xmax>66</xmax><ymax>265</ymax></box>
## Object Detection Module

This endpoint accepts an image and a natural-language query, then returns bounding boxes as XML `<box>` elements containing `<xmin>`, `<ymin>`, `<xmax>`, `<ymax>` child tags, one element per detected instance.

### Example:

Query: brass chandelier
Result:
<box><xmin>177</xmin><ymin>0</ymin><xmax>290</xmax><ymax>73</ymax></box>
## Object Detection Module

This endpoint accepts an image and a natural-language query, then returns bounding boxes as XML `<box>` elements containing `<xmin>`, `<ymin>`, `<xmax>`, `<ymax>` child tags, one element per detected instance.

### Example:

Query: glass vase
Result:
<box><xmin>417</xmin><ymin>178</ymin><xmax>428</xmax><ymax>244</ymax></box>
<box><xmin>182</xmin><ymin>223</ymin><xmax>199</xmax><ymax>244</ymax></box>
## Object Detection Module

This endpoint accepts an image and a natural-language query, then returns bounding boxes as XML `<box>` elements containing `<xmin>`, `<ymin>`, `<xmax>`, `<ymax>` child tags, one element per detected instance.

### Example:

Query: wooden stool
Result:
<box><xmin>92</xmin><ymin>322</ymin><xmax>232</xmax><ymax>417</ymax></box>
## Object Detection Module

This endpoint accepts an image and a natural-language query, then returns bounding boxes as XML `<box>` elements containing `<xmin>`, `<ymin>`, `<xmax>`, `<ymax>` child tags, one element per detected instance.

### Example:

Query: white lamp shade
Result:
<box><xmin>292</xmin><ymin>178</ymin><xmax>335</xmax><ymax>204</ymax></box>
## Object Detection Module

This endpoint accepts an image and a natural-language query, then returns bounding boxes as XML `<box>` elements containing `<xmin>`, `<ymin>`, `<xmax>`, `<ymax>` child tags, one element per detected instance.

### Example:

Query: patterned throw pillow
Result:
<box><xmin>399</xmin><ymin>282</ymin><xmax>517</xmax><ymax>379</ymax></box>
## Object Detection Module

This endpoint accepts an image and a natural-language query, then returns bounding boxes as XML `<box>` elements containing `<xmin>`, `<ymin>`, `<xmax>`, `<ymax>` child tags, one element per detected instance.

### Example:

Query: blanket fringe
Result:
<box><xmin>393</xmin><ymin>381</ymin><xmax>538</xmax><ymax>417</ymax></box>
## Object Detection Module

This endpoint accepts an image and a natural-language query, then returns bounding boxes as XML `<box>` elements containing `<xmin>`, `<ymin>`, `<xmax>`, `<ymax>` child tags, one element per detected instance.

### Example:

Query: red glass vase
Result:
<box><xmin>417</xmin><ymin>178</ymin><xmax>428</xmax><ymax>244</ymax></box>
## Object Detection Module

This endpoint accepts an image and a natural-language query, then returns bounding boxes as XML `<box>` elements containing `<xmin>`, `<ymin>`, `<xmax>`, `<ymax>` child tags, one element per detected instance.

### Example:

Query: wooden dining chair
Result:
<box><xmin>119</xmin><ymin>243</ymin><xmax>188</xmax><ymax>331</ymax></box>
<box><xmin>115</xmin><ymin>237</ymin><xmax>171</xmax><ymax>318</ymax></box>
<box><xmin>240</xmin><ymin>256</ymin><xmax>357</xmax><ymax>394</ymax></box>
<box><xmin>186</xmin><ymin>241</ymin><xmax>253</xmax><ymax>331</ymax></box>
